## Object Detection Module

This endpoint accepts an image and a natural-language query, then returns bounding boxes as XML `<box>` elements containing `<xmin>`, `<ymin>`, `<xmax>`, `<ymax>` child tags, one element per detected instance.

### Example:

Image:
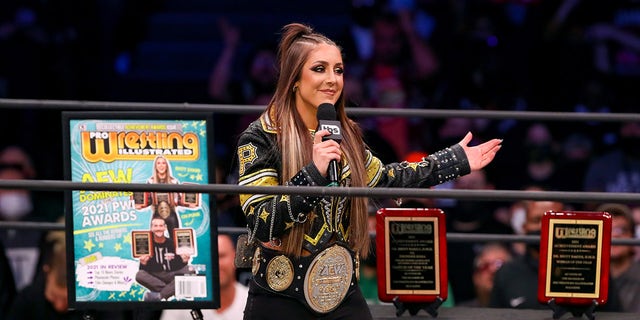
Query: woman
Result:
<box><xmin>236</xmin><ymin>23</ymin><xmax>502</xmax><ymax>319</ymax></box>
<box><xmin>136</xmin><ymin>155</ymin><xmax>181</xmax><ymax>211</ymax></box>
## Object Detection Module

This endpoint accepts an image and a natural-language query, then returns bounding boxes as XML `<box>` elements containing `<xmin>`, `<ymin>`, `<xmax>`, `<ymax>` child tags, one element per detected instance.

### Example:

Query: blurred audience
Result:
<box><xmin>207</xmin><ymin>18</ymin><xmax>278</xmax><ymax>158</ymax></box>
<box><xmin>521</xmin><ymin>123</ymin><xmax>561</xmax><ymax>188</ymax></box>
<box><xmin>352</xmin><ymin>7</ymin><xmax>439</xmax><ymax>161</ymax></box>
<box><xmin>490</xmin><ymin>186</ymin><xmax>623</xmax><ymax>311</ymax></box>
<box><xmin>583</xmin><ymin>120</ymin><xmax>640</xmax><ymax>209</ymax></box>
<box><xmin>490</xmin><ymin>186</ymin><xmax>565</xmax><ymax>309</ymax></box>
<box><xmin>0</xmin><ymin>145</ymin><xmax>48</xmax><ymax>291</ymax></box>
<box><xmin>552</xmin><ymin>133</ymin><xmax>594</xmax><ymax>192</ymax></box>
<box><xmin>458</xmin><ymin>242</ymin><xmax>513</xmax><ymax>308</ymax></box>
<box><xmin>446</xmin><ymin>169</ymin><xmax>513</xmax><ymax>303</ymax></box>
<box><xmin>0</xmin><ymin>238</ymin><xmax>16</xmax><ymax>319</ymax></box>
<box><xmin>599</xmin><ymin>203</ymin><xmax>640</xmax><ymax>313</ymax></box>
<box><xmin>582</xmin><ymin>0</ymin><xmax>640</xmax><ymax>111</ymax></box>
<box><xmin>215</xmin><ymin>162</ymin><xmax>244</xmax><ymax>231</ymax></box>
<box><xmin>358</xmin><ymin>201</ymin><xmax>390</xmax><ymax>305</ymax></box>
<box><xmin>7</xmin><ymin>221</ymin><xmax>133</xmax><ymax>320</ymax></box>
<box><xmin>1</xmin><ymin>2</ymin><xmax>640</xmax><ymax>316</ymax></box>
<box><xmin>7</xmin><ymin>226</ymin><xmax>69</xmax><ymax>319</ymax></box>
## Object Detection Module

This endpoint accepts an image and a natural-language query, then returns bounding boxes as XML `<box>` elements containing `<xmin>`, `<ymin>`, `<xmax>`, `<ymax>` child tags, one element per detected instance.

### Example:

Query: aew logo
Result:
<box><xmin>320</xmin><ymin>124</ymin><xmax>341</xmax><ymax>135</ymax></box>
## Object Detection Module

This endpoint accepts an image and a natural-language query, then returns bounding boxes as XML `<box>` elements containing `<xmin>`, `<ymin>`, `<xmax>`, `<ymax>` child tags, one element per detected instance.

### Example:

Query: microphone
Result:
<box><xmin>316</xmin><ymin>103</ymin><xmax>342</xmax><ymax>187</ymax></box>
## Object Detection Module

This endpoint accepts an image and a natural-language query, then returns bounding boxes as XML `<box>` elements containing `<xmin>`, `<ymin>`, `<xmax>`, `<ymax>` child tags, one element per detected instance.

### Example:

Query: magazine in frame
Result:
<box><xmin>62</xmin><ymin>111</ymin><xmax>219</xmax><ymax>310</ymax></box>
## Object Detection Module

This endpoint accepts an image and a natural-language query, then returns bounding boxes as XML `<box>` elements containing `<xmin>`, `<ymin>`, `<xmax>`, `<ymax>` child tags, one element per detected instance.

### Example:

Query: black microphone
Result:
<box><xmin>316</xmin><ymin>103</ymin><xmax>342</xmax><ymax>186</ymax></box>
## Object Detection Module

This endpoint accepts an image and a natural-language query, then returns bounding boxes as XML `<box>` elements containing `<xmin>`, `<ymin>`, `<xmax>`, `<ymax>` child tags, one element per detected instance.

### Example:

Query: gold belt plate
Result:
<box><xmin>266</xmin><ymin>254</ymin><xmax>294</xmax><ymax>292</ymax></box>
<box><xmin>252</xmin><ymin>247</ymin><xmax>261</xmax><ymax>276</ymax></box>
<box><xmin>304</xmin><ymin>245</ymin><xmax>353</xmax><ymax>313</ymax></box>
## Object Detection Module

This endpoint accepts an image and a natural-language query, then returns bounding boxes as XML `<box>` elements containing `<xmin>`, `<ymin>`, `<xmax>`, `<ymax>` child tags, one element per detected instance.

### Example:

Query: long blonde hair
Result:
<box><xmin>264</xmin><ymin>23</ymin><xmax>370</xmax><ymax>257</ymax></box>
<box><xmin>151</xmin><ymin>155</ymin><xmax>174</xmax><ymax>183</ymax></box>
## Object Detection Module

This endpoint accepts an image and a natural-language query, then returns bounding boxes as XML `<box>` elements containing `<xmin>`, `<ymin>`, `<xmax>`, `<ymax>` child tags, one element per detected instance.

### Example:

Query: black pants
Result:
<box><xmin>243</xmin><ymin>280</ymin><xmax>373</xmax><ymax>320</ymax></box>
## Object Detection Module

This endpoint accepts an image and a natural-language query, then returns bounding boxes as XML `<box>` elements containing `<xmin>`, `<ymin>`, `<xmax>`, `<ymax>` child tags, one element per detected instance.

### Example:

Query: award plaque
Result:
<box><xmin>538</xmin><ymin>211</ymin><xmax>611</xmax><ymax>307</ymax></box>
<box><xmin>131</xmin><ymin>192</ymin><xmax>148</xmax><ymax>207</ymax></box>
<box><xmin>154</xmin><ymin>192</ymin><xmax>170</xmax><ymax>205</ymax></box>
<box><xmin>174</xmin><ymin>228</ymin><xmax>196</xmax><ymax>255</ymax></box>
<box><xmin>376</xmin><ymin>208</ymin><xmax>447</xmax><ymax>304</ymax></box>
<box><xmin>131</xmin><ymin>231</ymin><xmax>152</xmax><ymax>258</ymax></box>
<box><xmin>181</xmin><ymin>183</ymin><xmax>200</xmax><ymax>207</ymax></box>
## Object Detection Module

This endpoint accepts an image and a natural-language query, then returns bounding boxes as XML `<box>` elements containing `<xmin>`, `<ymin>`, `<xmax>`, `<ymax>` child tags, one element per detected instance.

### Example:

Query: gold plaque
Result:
<box><xmin>131</xmin><ymin>231</ymin><xmax>152</xmax><ymax>258</ymax></box>
<box><xmin>131</xmin><ymin>192</ymin><xmax>148</xmax><ymax>206</ymax></box>
<box><xmin>304</xmin><ymin>245</ymin><xmax>353</xmax><ymax>314</ymax></box>
<box><xmin>266</xmin><ymin>255</ymin><xmax>294</xmax><ymax>292</ymax></box>
<box><xmin>173</xmin><ymin>228</ymin><xmax>195</xmax><ymax>255</ymax></box>
<box><xmin>154</xmin><ymin>192</ymin><xmax>170</xmax><ymax>205</ymax></box>
<box><xmin>252</xmin><ymin>247</ymin><xmax>261</xmax><ymax>275</ymax></box>
<box><xmin>180</xmin><ymin>182</ymin><xmax>200</xmax><ymax>207</ymax></box>
<box><xmin>544</xmin><ymin>218</ymin><xmax>604</xmax><ymax>299</ymax></box>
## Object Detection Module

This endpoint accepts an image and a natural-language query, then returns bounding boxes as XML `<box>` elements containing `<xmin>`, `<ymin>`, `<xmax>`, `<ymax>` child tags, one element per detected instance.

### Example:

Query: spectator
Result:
<box><xmin>215</xmin><ymin>161</ymin><xmax>244</xmax><ymax>230</ymax></box>
<box><xmin>0</xmin><ymin>238</ymin><xmax>16</xmax><ymax>319</ymax></box>
<box><xmin>7</xmin><ymin>221</ymin><xmax>132</xmax><ymax>320</ymax></box>
<box><xmin>208</xmin><ymin>18</ymin><xmax>276</xmax><ymax>107</ymax></box>
<box><xmin>446</xmin><ymin>169</ymin><xmax>513</xmax><ymax>303</ymax></box>
<box><xmin>458</xmin><ymin>242</ymin><xmax>513</xmax><ymax>308</ymax></box>
<box><xmin>160</xmin><ymin>234</ymin><xmax>248</xmax><ymax>320</ymax></box>
<box><xmin>355</xmin><ymin>9</ymin><xmax>440</xmax><ymax>161</ymax></box>
<box><xmin>207</xmin><ymin>18</ymin><xmax>278</xmax><ymax>155</ymax></box>
<box><xmin>583</xmin><ymin>120</ymin><xmax>640</xmax><ymax>209</ymax></box>
<box><xmin>599</xmin><ymin>203</ymin><xmax>640</xmax><ymax>312</ymax></box>
<box><xmin>431</xmin><ymin>117</ymin><xmax>477</xmax><ymax>210</ymax></box>
<box><xmin>494</xmin><ymin>122</ymin><xmax>562</xmax><ymax>192</ymax></box>
<box><xmin>490</xmin><ymin>187</ymin><xmax>565</xmax><ymax>309</ymax></box>
<box><xmin>490</xmin><ymin>186</ymin><xmax>622</xmax><ymax>311</ymax></box>
<box><xmin>522</xmin><ymin>123</ymin><xmax>561</xmax><ymax>189</ymax></box>
<box><xmin>136</xmin><ymin>215</ymin><xmax>193</xmax><ymax>302</ymax></box>
<box><xmin>552</xmin><ymin>133</ymin><xmax>594</xmax><ymax>192</ymax></box>
<box><xmin>0</xmin><ymin>145</ymin><xmax>48</xmax><ymax>291</ymax></box>
<box><xmin>582</xmin><ymin>0</ymin><xmax>640</xmax><ymax>110</ymax></box>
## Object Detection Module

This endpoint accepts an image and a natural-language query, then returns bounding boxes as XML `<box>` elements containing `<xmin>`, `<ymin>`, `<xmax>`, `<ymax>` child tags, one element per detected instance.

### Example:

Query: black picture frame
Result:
<box><xmin>62</xmin><ymin>111</ymin><xmax>219</xmax><ymax>310</ymax></box>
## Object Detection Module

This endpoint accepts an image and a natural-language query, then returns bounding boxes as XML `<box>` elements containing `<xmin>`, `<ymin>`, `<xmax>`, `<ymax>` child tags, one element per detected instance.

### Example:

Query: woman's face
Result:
<box><xmin>295</xmin><ymin>43</ymin><xmax>344</xmax><ymax>115</ymax></box>
<box><xmin>156</xmin><ymin>158</ymin><xmax>167</xmax><ymax>174</ymax></box>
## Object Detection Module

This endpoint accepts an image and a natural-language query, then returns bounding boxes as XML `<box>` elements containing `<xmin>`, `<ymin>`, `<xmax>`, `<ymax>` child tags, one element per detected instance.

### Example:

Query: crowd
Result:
<box><xmin>1</xmin><ymin>0</ymin><xmax>640</xmax><ymax>317</ymax></box>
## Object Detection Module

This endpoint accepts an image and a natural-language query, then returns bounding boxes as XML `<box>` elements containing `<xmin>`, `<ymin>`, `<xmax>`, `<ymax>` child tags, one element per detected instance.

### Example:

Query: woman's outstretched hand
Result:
<box><xmin>458</xmin><ymin>132</ymin><xmax>502</xmax><ymax>171</ymax></box>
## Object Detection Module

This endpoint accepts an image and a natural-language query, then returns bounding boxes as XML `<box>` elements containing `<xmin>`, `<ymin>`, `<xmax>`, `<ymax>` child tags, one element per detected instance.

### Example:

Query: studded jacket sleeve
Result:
<box><xmin>365</xmin><ymin>145</ymin><xmax>471</xmax><ymax>188</ymax></box>
<box><xmin>236</xmin><ymin>120</ymin><xmax>328</xmax><ymax>242</ymax></box>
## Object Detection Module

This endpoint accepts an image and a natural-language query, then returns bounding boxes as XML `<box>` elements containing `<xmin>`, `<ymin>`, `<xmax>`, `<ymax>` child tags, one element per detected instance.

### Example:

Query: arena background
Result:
<box><xmin>1</xmin><ymin>0</ymin><xmax>640</xmax><ymax>318</ymax></box>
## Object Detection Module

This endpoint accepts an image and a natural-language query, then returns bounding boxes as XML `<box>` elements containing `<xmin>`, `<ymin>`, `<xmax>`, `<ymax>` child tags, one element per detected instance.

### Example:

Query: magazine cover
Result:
<box><xmin>62</xmin><ymin>112</ymin><xmax>219</xmax><ymax>309</ymax></box>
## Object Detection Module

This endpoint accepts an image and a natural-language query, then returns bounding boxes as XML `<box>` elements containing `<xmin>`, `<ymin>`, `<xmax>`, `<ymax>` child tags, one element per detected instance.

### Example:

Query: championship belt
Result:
<box><xmin>266</xmin><ymin>254</ymin><xmax>294</xmax><ymax>292</ymax></box>
<box><xmin>251</xmin><ymin>246</ymin><xmax>261</xmax><ymax>276</ymax></box>
<box><xmin>234</xmin><ymin>233</ymin><xmax>256</xmax><ymax>269</ymax></box>
<box><xmin>304</xmin><ymin>245</ymin><xmax>353</xmax><ymax>313</ymax></box>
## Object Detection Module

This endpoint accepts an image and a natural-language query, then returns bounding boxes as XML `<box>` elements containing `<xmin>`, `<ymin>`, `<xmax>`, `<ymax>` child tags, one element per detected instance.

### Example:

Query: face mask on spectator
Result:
<box><xmin>0</xmin><ymin>192</ymin><xmax>32</xmax><ymax>220</ymax></box>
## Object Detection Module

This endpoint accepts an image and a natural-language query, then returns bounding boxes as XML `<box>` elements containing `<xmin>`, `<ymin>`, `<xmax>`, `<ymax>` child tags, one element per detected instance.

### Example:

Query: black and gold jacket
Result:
<box><xmin>236</xmin><ymin>114</ymin><xmax>471</xmax><ymax>255</ymax></box>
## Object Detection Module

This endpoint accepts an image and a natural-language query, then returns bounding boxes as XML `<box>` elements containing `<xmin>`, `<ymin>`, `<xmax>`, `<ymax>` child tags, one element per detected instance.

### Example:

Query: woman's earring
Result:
<box><xmin>293</xmin><ymin>85</ymin><xmax>298</xmax><ymax>92</ymax></box>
